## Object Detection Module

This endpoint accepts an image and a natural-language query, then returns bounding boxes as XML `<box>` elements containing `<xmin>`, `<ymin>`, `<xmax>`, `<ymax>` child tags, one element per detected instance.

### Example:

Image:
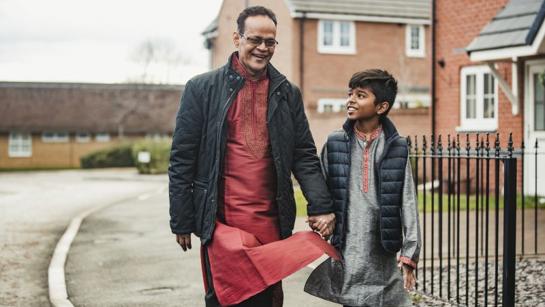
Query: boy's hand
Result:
<box><xmin>307</xmin><ymin>213</ymin><xmax>335</xmax><ymax>238</ymax></box>
<box><xmin>399</xmin><ymin>263</ymin><xmax>416</xmax><ymax>291</ymax></box>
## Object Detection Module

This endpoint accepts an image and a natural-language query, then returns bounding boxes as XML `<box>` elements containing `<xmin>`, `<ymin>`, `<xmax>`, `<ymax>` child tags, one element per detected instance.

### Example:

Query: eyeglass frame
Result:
<box><xmin>238</xmin><ymin>33</ymin><xmax>278</xmax><ymax>48</ymax></box>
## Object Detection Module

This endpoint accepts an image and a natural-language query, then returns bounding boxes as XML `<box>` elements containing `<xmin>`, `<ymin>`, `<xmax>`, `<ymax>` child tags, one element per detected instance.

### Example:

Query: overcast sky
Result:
<box><xmin>0</xmin><ymin>0</ymin><xmax>224</xmax><ymax>84</ymax></box>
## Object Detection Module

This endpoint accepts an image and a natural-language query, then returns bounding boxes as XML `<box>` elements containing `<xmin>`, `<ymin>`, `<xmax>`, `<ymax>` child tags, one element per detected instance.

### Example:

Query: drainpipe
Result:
<box><xmin>299</xmin><ymin>12</ymin><xmax>306</xmax><ymax>96</ymax></box>
<box><xmin>431</xmin><ymin>0</ymin><xmax>436</xmax><ymax>136</ymax></box>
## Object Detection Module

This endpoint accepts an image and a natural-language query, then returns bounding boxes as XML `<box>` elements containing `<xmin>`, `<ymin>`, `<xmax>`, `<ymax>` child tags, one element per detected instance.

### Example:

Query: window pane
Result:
<box><xmin>340</xmin><ymin>22</ymin><xmax>350</xmax><ymax>46</ymax></box>
<box><xmin>466</xmin><ymin>74</ymin><xmax>476</xmax><ymax>119</ymax></box>
<box><xmin>9</xmin><ymin>132</ymin><xmax>32</xmax><ymax>157</ymax></box>
<box><xmin>411</xmin><ymin>26</ymin><xmax>420</xmax><ymax>50</ymax></box>
<box><xmin>323</xmin><ymin>21</ymin><xmax>333</xmax><ymax>46</ymax></box>
<box><xmin>483</xmin><ymin>73</ymin><xmax>495</xmax><ymax>119</ymax></box>
<box><xmin>535</xmin><ymin>73</ymin><xmax>545</xmax><ymax>131</ymax></box>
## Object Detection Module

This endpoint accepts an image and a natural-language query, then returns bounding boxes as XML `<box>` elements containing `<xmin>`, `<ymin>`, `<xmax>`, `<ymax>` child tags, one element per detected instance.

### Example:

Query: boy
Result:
<box><xmin>305</xmin><ymin>69</ymin><xmax>421</xmax><ymax>307</ymax></box>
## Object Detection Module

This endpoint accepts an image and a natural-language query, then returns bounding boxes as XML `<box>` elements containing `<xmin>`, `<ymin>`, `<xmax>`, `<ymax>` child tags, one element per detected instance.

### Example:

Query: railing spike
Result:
<box><xmin>495</xmin><ymin>133</ymin><xmax>500</xmax><ymax>157</ymax></box>
<box><xmin>456</xmin><ymin>134</ymin><xmax>461</xmax><ymax>153</ymax></box>
<box><xmin>466</xmin><ymin>133</ymin><xmax>471</xmax><ymax>154</ymax></box>
<box><xmin>508</xmin><ymin>133</ymin><xmax>514</xmax><ymax>158</ymax></box>
<box><xmin>486</xmin><ymin>133</ymin><xmax>490</xmax><ymax>156</ymax></box>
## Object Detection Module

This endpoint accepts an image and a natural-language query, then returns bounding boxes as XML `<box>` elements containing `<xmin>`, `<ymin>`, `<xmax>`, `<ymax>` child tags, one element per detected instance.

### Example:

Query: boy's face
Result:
<box><xmin>346</xmin><ymin>87</ymin><xmax>389</xmax><ymax>121</ymax></box>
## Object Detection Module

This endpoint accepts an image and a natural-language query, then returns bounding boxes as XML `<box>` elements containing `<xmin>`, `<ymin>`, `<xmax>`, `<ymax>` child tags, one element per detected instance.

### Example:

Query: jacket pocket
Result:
<box><xmin>192</xmin><ymin>180</ymin><xmax>208</xmax><ymax>237</ymax></box>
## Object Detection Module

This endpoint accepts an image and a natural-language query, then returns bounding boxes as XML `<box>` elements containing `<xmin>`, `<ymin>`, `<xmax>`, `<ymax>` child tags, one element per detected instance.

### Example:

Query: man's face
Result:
<box><xmin>233</xmin><ymin>15</ymin><xmax>277</xmax><ymax>76</ymax></box>
<box><xmin>346</xmin><ymin>87</ymin><xmax>388</xmax><ymax>121</ymax></box>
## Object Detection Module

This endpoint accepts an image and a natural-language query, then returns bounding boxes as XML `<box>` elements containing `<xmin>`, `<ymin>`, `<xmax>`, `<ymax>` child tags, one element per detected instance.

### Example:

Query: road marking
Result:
<box><xmin>138</xmin><ymin>193</ymin><xmax>150</xmax><ymax>200</ymax></box>
<box><xmin>306</xmin><ymin>263</ymin><xmax>317</xmax><ymax>269</ymax></box>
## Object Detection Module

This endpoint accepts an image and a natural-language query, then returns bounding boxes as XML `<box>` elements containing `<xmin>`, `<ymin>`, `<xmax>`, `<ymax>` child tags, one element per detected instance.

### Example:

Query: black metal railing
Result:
<box><xmin>408</xmin><ymin>133</ymin><xmax>543</xmax><ymax>307</ymax></box>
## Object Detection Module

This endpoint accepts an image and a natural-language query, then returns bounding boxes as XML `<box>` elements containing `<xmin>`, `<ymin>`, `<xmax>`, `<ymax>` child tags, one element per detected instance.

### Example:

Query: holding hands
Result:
<box><xmin>307</xmin><ymin>213</ymin><xmax>336</xmax><ymax>239</ymax></box>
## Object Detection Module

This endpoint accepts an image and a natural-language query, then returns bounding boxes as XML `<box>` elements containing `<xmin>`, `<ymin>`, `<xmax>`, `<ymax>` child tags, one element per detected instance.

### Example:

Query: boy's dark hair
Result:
<box><xmin>349</xmin><ymin>69</ymin><xmax>398</xmax><ymax>117</ymax></box>
<box><xmin>237</xmin><ymin>6</ymin><xmax>277</xmax><ymax>34</ymax></box>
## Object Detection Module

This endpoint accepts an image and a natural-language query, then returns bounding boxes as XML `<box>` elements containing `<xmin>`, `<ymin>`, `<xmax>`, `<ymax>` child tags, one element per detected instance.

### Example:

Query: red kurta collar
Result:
<box><xmin>354</xmin><ymin>124</ymin><xmax>382</xmax><ymax>142</ymax></box>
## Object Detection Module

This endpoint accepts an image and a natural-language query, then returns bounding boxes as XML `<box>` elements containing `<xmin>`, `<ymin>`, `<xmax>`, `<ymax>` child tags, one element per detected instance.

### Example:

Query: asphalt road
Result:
<box><xmin>0</xmin><ymin>169</ymin><xmax>165</xmax><ymax>307</ymax></box>
<box><xmin>65</xmin><ymin>186</ymin><xmax>337</xmax><ymax>306</ymax></box>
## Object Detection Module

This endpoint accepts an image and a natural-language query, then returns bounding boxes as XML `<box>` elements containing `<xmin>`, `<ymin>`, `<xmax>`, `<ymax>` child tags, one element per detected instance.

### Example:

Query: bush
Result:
<box><xmin>81</xmin><ymin>143</ymin><xmax>135</xmax><ymax>168</ymax></box>
<box><xmin>132</xmin><ymin>139</ymin><xmax>171</xmax><ymax>174</ymax></box>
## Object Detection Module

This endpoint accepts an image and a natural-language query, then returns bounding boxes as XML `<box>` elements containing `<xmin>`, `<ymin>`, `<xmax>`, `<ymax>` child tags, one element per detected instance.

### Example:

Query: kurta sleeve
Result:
<box><xmin>398</xmin><ymin>158</ymin><xmax>421</xmax><ymax>269</ymax></box>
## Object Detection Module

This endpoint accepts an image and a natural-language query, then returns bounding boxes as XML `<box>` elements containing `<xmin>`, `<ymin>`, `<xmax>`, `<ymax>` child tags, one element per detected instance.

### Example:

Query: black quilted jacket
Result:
<box><xmin>168</xmin><ymin>54</ymin><xmax>334</xmax><ymax>245</ymax></box>
<box><xmin>323</xmin><ymin>117</ymin><xmax>408</xmax><ymax>253</ymax></box>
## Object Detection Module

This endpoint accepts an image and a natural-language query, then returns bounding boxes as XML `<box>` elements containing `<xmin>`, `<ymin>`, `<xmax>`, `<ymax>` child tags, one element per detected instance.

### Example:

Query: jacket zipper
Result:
<box><xmin>209</xmin><ymin>78</ymin><xmax>243</xmax><ymax>231</ymax></box>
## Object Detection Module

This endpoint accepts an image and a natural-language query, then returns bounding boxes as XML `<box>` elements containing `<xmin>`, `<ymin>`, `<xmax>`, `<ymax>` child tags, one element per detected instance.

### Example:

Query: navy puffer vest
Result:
<box><xmin>325</xmin><ymin>117</ymin><xmax>408</xmax><ymax>254</ymax></box>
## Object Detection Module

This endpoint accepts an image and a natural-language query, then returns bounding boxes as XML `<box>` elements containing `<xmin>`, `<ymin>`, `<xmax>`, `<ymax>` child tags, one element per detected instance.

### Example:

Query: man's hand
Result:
<box><xmin>176</xmin><ymin>234</ymin><xmax>192</xmax><ymax>252</ymax></box>
<box><xmin>307</xmin><ymin>213</ymin><xmax>335</xmax><ymax>238</ymax></box>
<box><xmin>399</xmin><ymin>263</ymin><xmax>416</xmax><ymax>291</ymax></box>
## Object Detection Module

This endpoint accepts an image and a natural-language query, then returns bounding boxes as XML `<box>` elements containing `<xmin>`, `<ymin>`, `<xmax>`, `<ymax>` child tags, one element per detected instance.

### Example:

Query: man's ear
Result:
<box><xmin>233</xmin><ymin>32</ymin><xmax>240</xmax><ymax>48</ymax></box>
<box><xmin>376</xmin><ymin>101</ymin><xmax>390</xmax><ymax>115</ymax></box>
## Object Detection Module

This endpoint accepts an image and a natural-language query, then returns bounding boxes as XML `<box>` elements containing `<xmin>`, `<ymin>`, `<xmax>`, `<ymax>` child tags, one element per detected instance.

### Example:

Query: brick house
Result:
<box><xmin>433</xmin><ymin>0</ymin><xmax>545</xmax><ymax>195</ymax></box>
<box><xmin>0</xmin><ymin>82</ymin><xmax>182</xmax><ymax>169</ymax></box>
<box><xmin>202</xmin><ymin>0</ymin><xmax>432</xmax><ymax>147</ymax></box>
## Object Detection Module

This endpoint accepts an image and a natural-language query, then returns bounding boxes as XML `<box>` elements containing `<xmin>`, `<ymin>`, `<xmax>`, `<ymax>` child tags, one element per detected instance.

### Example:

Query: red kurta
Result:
<box><xmin>204</xmin><ymin>54</ymin><xmax>339</xmax><ymax>306</ymax></box>
<box><xmin>219</xmin><ymin>54</ymin><xmax>279</xmax><ymax>244</ymax></box>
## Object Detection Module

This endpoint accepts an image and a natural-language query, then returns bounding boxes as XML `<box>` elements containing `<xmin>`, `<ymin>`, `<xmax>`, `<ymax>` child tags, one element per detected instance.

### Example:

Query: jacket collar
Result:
<box><xmin>342</xmin><ymin>116</ymin><xmax>399</xmax><ymax>140</ymax></box>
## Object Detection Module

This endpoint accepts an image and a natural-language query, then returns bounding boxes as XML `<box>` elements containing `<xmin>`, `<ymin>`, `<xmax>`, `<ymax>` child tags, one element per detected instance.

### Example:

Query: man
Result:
<box><xmin>169</xmin><ymin>6</ymin><xmax>335</xmax><ymax>306</ymax></box>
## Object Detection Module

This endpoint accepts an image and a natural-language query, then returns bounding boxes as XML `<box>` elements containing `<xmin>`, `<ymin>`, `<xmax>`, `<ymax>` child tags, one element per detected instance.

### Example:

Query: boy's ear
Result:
<box><xmin>376</xmin><ymin>101</ymin><xmax>390</xmax><ymax>115</ymax></box>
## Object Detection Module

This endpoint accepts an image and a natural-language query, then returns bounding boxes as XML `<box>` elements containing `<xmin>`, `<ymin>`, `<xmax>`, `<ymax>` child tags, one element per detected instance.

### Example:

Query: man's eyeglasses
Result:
<box><xmin>239</xmin><ymin>33</ymin><xmax>278</xmax><ymax>48</ymax></box>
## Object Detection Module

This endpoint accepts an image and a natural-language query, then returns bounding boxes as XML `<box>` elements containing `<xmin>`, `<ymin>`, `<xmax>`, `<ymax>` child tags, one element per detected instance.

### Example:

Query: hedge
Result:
<box><xmin>80</xmin><ymin>143</ymin><xmax>135</xmax><ymax>168</ymax></box>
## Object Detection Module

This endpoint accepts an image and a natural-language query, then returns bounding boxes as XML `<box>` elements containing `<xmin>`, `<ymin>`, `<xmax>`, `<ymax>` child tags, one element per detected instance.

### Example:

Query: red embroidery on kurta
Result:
<box><xmin>354</xmin><ymin>125</ymin><xmax>382</xmax><ymax>193</ymax></box>
<box><xmin>232</xmin><ymin>55</ymin><xmax>270</xmax><ymax>159</ymax></box>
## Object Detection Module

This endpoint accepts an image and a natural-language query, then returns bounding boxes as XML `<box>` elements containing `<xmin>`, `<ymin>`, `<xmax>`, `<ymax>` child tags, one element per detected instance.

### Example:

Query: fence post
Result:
<box><xmin>502</xmin><ymin>145</ymin><xmax>517</xmax><ymax>306</ymax></box>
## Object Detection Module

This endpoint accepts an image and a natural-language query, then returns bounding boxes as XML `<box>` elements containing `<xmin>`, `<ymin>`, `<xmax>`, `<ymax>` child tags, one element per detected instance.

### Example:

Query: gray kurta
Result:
<box><xmin>306</xmin><ymin>131</ymin><xmax>421</xmax><ymax>307</ymax></box>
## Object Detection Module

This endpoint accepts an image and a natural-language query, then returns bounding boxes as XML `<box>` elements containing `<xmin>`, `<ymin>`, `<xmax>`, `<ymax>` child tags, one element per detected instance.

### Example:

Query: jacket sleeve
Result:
<box><xmin>168</xmin><ymin>79</ymin><xmax>203</xmax><ymax>235</ymax></box>
<box><xmin>289</xmin><ymin>85</ymin><xmax>334</xmax><ymax>216</ymax></box>
<box><xmin>398</xmin><ymin>158</ymin><xmax>422</xmax><ymax>269</ymax></box>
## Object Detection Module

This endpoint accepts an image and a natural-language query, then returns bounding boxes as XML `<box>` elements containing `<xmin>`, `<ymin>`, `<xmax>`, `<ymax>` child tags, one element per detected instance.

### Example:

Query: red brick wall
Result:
<box><xmin>300</xmin><ymin>19</ymin><xmax>431</xmax><ymax>110</ymax></box>
<box><xmin>434</xmin><ymin>0</ymin><xmax>518</xmax><ymax>142</ymax></box>
<box><xmin>434</xmin><ymin>0</ymin><xmax>526</xmax><ymax>190</ymax></box>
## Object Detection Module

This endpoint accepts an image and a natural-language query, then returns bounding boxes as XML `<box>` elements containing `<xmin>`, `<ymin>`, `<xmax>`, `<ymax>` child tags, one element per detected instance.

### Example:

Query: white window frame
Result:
<box><xmin>75</xmin><ymin>132</ymin><xmax>91</xmax><ymax>143</ymax></box>
<box><xmin>405</xmin><ymin>24</ymin><xmax>425</xmax><ymax>58</ymax></box>
<box><xmin>317</xmin><ymin>20</ymin><xmax>356</xmax><ymax>54</ymax></box>
<box><xmin>95</xmin><ymin>133</ymin><xmax>111</xmax><ymax>142</ymax></box>
<box><xmin>8</xmin><ymin>132</ymin><xmax>32</xmax><ymax>158</ymax></box>
<box><xmin>317</xmin><ymin>98</ymin><xmax>346</xmax><ymax>113</ymax></box>
<box><xmin>42</xmin><ymin>131</ymin><xmax>69</xmax><ymax>143</ymax></box>
<box><xmin>458</xmin><ymin>65</ymin><xmax>499</xmax><ymax>132</ymax></box>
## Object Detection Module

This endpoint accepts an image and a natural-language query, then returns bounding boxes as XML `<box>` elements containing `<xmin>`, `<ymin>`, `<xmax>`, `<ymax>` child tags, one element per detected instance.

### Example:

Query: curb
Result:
<box><xmin>48</xmin><ymin>203</ymin><xmax>112</xmax><ymax>307</ymax></box>
<box><xmin>47</xmin><ymin>187</ymin><xmax>165</xmax><ymax>307</ymax></box>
